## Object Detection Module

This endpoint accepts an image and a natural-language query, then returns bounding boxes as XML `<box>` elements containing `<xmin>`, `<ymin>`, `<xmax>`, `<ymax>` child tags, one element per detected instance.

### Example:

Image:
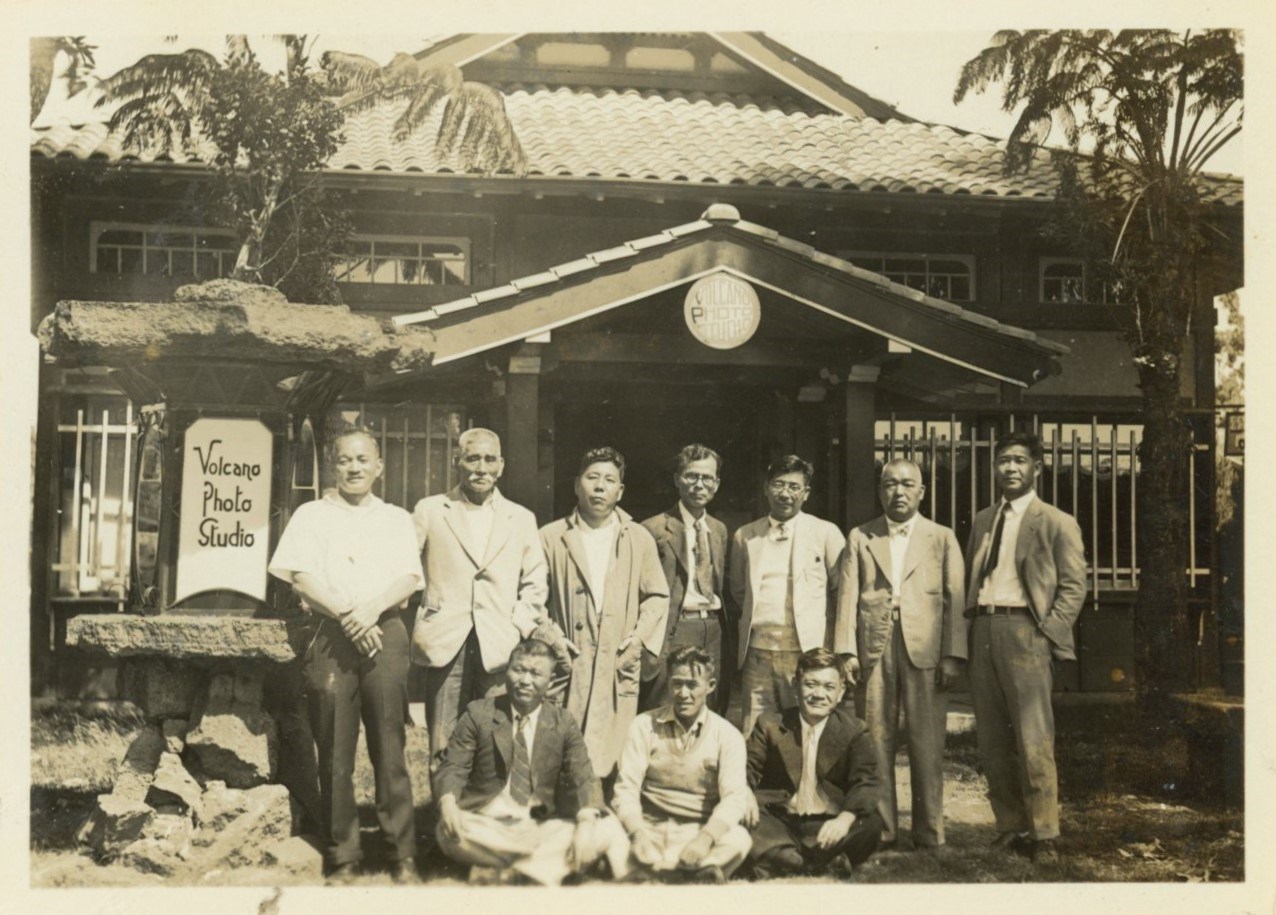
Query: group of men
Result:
<box><xmin>268</xmin><ymin>424</ymin><xmax>1086</xmax><ymax>885</ymax></box>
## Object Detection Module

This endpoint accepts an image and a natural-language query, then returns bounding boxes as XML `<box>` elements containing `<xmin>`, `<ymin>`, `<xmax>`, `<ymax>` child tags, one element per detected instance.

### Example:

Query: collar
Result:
<box><xmin>799</xmin><ymin>714</ymin><xmax>830</xmax><ymax>741</ymax></box>
<box><xmin>999</xmin><ymin>489</ymin><xmax>1038</xmax><ymax>516</ymax></box>
<box><xmin>678</xmin><ymin>501</ymin><xmax>708</xmax><ymax>530</ymax></box>
<box><xmin>322</xmin><ymin>490</ymin><xmax>384</xmax><ymax>512</ymax></box>
<box><xmin>512</xmin><ymin>702</ymin><xmax>542</xmax><ymax>732</ymax></box>
<box><xmin>654</xmin><ymin>704</ymin><xmax>710</xmax><ymax>736</ymax></box>
<box><xmin>885</xmin><ymin>516</ymin><xmax>916</xmax><ymax>538</ymax></box>
<box><xmin>451</xmin><ymin>485</ymin><xmax>504</xmax><ymax>509</ymax></box>
<box><xmin>568</xmin><ymin>506</ymin><xmax>629</xmax><ymax>530</ymax></box>
<box><xmin>768</xmin><ymin>514</ymin><xmax>798</xmax><ymax>531</ymax></box>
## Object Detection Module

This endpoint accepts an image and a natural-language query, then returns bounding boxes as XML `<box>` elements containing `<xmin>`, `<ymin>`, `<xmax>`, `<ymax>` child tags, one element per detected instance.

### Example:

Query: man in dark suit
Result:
<box><xmin>434</xmin><ymin>638</ymin><xmax>630</xmax><ymax>884</ymax></box>
<box><xmin>640</xmin><ymin>443</ymin><xmax>731</xmax><ymax>714</ymax></box>
<box><xmin>835</xmin><ymin>458</ymin><xmax>966</xmax><ymax>850</ymax></box>
<box><xmin>743</xmin><ymin>647</ymin><xmax>883</xmax><ymax>877</ymax></box>
<box><xmin>965</xmin><ymin>431</ymin><xmax>1086</xmax><ymax>864</ymax></box>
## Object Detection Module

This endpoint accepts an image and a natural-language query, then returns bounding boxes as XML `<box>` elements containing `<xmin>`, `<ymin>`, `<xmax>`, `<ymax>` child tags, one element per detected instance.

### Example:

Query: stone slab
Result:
<box><xmin>66</xmin><ymin>615</ymin><xmax>306</xmax><ymax>662</ymax></box>
<box><xmin>109</xmin><ymin>724</ymin><xmax>165</xmax><ymax>802</ymax></box>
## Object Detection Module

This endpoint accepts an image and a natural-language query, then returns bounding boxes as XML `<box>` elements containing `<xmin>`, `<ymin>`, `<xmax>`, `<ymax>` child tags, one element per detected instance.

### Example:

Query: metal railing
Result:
<box><xmin>874</xmin><ymin>413</ymin><xmax>1212</xmax><ymax>600</ymax></box>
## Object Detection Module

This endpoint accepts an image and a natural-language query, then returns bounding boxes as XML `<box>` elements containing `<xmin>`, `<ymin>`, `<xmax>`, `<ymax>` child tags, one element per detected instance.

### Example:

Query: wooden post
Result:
<box><xmin>842</xmin><ymin>365</ymin><xmax>880</xmax><ymax>530</ymax></box>
<box><xmin>506</xmin><ymin>343</ymin><xmax>542</xmax><ymax>509</ymax></box>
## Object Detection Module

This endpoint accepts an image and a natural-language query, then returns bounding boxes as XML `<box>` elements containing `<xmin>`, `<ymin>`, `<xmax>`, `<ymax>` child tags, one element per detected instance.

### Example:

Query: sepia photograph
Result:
<box><xmin>7</xmin><ymin>2</ymin><xmax>1271</xmax><ymax>911</ymax></box>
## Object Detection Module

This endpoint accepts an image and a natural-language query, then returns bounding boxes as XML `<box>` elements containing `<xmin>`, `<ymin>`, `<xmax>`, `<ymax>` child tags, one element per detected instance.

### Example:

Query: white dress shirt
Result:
<box><xmin>976</xmin><ymin>490</ymin><xmax>1037</xmax><ymax>607</ymax></box>
<box><xmin>576</xmin><ymin>510</ymin><xmax>619</xmax><ymax>616</ymax></box>
<box><xmin>885</xmin><ymin>516</ymin><xmax>915</xmax><ymax>603</ymax></box>
<box><xmin>751</xmin><ymin>519</ymin><xmax>798</xmax><ymax>650</ymax></box>
<box><xmin>790</xmin><ymin>715</ymin><xmax>837</xmax><ymax>815</ymax></box>
<box><xmin>458</xmin><ymin>494</ymin><xmax>497</xmax><ymax>561</ymax></box>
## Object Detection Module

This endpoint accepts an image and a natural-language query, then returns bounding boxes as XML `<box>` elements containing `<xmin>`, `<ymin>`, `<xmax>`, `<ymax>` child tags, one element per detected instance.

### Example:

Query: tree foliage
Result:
<box><xmin>319</xmin><ymin>50</ymin><xmax>527</xmax><ymax>175</ymax></box>
<box><xmin>96</xmin><ymin>36</ymin><xmax>347</xmax><ymax>297</ymax></box>
<box><xmin>30</xmin><ymin>36</ymin><xmax>96</xmax><ymax>123</ymax></box>
<box><xmin>956</xmin><ymin>30</ymin><xmax>1243</xmax><ymax>704</ymax></box>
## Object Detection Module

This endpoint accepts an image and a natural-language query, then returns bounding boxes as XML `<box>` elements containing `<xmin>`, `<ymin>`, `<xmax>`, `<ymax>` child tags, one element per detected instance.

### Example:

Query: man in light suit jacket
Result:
<box><xmin>729</xmin><ymin>455</ymin><xmax>845</xmax><ymax>736</ymax></box>
<box><xmin>965</xmin><ymin>431</ymin><xmax>1086</xmax><ymax>864</ymax></box>
<box><xmin>640</xmin><ymin>443</ymin><xmax>732</xmax><ymax>714</ymax></box>
<box><xmin>539</xmin><ymin>447</ymin><xmax>669</xmax><ymax>779</ymax></box>
<box><xmin>412</xmin><ymin>428</ymin><xmax>549</xmax><ymax>766</ymax></box>
<box><xmin>434</xmin><ymin>638</ymin><xmax>630</xmax><ymax>885</ymax></box>
<box><xmin>835</xmin><ymin>458</ymin><xmax>966</xmax><ymax>850</ymax></box>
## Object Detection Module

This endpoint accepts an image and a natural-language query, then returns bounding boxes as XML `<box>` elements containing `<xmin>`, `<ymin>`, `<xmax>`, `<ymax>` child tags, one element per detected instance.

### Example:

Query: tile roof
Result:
<box><xmin>395</xmin><ymin>202</ymin><xmax>1070</xmax><ymax>361</ymax></box>
<box><xmin>30</xmin><ymin>85</ymin><xmax>1242</xmax><ymax>206</ymax></box>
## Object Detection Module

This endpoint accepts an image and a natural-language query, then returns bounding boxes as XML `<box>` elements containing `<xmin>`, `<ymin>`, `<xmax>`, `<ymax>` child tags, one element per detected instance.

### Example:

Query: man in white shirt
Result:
<box><xmin>640</xmin><ymin>443</ymin><xmax>731</xmax><ymax>714</ymax></box>
<box><xmin>743</xmin><ymin>648</ymin><xmax>883</xmax><ymax>877</ymax></box>
<box><xmin>729</xmin><ymin>455</ymin><xmax>846</xmax><ymax>736</ymax></box>
<box><xmin>268</xmin><ymin>429</ymin><xmax>424</xmax><ymax>883</ymax></box>
<box><xmin>411</xmin><ymin>428</ymin><xmax>548</xmax><ymax>768</ymax></box>
<box><xmin>539</xmin><ymin>447</ymin><xmax>669</xmax><ymax>780</ymax></box>
<box><xmin>434</xmin><ymin>638</ymin><xmax>630</xmax><ymax>885</ymax></box>
<box><xmin>612</xmin><ymin>645</ymin><xmax>753</xmax><ymax>883</ymax></box>
<box><xmin>965</xmin><ymin>432</ymin><xmax>1086</xmax><ymax>864</ymax></box>
<box><xmin>835</xmin><ymin>458</ymin><xmax>966</xmax><ymax>850</ymax></box>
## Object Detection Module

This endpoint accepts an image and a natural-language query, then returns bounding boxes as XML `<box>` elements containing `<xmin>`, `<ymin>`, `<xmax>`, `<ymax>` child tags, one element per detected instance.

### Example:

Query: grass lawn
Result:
<box><xmin>29</xmin><ymin>696</ymin><xmax>1242</xmax><ymax>887</ymax></box>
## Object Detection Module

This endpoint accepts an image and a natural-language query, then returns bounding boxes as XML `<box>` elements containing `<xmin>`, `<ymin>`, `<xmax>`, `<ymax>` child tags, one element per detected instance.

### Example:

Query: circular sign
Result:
<box><xmin>683</xmin><ymin>274</ymin><xmax>761</xmax><ymax>350</ymax></box>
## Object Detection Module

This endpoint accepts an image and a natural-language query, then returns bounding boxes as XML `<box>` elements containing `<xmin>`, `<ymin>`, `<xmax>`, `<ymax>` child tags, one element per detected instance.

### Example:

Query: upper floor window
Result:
<box><xmin>844</xmin><ymin>252</ymin><xmax>975</xmax><ymax>302</ymax></box>
<box><xmin>91</xmin><ymin>222</ymin><xmax>239</xmax><ymax>279</ymax></box>
<box><xmin>335</xmin><ymin>236</ymin><xmax>470</xmax><ymax>286</ymax></box>
<box><xmin>1040</xmin><ymin>257</ymin><xmax>1123</xmax><ymax>304</ymax></box>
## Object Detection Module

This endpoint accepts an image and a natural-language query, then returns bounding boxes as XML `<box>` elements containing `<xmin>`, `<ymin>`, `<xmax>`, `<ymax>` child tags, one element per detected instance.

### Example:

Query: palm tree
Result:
<box><xmin>30</xmin><ymin>36</ymin><xmax>95</xmax><ymax>123</ymax></box>
<box><xmin>955</xmin><ymin>30</ymin><xmax>1243</xmax><ymax>709</ymax></box>
<box><xmin>318</xmin><ymin>50</ymin><xmax>526</xmax><ymax>175</ymax></box>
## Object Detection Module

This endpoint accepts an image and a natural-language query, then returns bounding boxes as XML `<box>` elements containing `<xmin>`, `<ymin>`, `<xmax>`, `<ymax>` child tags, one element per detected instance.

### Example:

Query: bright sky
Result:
<box><xmin>32</xmin><ymin>30</ymin><xmax>1244</xmax><ymax>177</ymax></box>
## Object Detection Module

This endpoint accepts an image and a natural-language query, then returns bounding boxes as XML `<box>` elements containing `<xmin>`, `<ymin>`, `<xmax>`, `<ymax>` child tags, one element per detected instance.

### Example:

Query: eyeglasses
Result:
<box><xmin>768</xmin><ymin>480</ymin><xmax>808</xmax><ymax>495</ymax></box>
<box><xmin>680</xmin><ymin>473</ymin><xmax>719</xmax><ymax>487</ymax></box>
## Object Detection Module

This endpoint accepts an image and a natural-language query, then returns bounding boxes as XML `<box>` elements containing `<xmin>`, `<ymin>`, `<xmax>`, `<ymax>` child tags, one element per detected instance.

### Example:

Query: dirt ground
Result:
<box><xmin>29</xmin><ymin>697</ymin><xmax>1243</xmax><ymax>887</ymax></box>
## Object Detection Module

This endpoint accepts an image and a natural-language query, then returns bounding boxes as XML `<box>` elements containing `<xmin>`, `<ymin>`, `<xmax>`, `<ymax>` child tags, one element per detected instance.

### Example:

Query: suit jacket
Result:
<box><xmin>639</xmin><ymin>504</ymin><xmax>729</xmax><ymax>681</ymax></box>
<box><xmin>728</xmin><ymin>511</ymin><xmax>846</xmax><ymax>667</ymax></box>
<box><xmin>964</xmin><ymin>495</ymin><xmax>1087</xmax><ymax>660</ymax></box>
<box><xmin>834</xmin><ymin>514</ymin><xmax>966</xmax><ymax>674</ymax></box>
<box><xmin>411</xmin><ymin>487</ymin><xmax>548</xmax><ymax>672</ymax></box>
<box><xmin>433</xmin><ymin>694</ymin><xmax>603</xmax><ymax>818</ymax></box>
<box><xmin>539</xmin><ymin>508</ymin><xmax>669</xmax><ymax>775</ymax></box>
<box><xmin>745</xmin><ymin>706</ymin><xmax>881</xmax><ymax>819</ymax></box>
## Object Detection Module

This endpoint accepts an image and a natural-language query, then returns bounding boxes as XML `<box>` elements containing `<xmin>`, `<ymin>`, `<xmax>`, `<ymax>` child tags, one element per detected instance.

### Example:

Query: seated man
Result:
<box><xmin>612</xmin><ymin>645</ymin><xmax>752</xmax><ymax>883</ymax></box>
<box><xmin>744</xmin><ymin>647</ymin><xmax>884</xmax><ymax>878</ymax></box>
<box><xmin>434</xmin><ymin>638</ymin><xmax>630</xmax><ymax>885</ymax></box>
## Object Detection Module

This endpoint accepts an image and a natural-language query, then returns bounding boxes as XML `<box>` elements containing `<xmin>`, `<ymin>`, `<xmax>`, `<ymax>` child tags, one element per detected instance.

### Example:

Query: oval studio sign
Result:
<box><xmin>684</xmin><ymin>274</ymin><xmax>761</xmax><ymax>349</ymax></box>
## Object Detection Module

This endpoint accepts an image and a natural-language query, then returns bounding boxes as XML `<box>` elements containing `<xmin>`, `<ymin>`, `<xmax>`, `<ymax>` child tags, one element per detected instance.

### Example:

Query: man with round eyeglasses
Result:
<box><xmin>411</xmin><ymin>427</ymin><xmax>549</xmax><ymax>768</ymax></box>
<box><xmin>640</xmin><ymin>444</ymin><xmax>732</xmax><ymax>714</ymax></box>
<box><xmin>728</xmin><ymin>455</ymin><xmax>846</xmax><ymax>736</ymax></box>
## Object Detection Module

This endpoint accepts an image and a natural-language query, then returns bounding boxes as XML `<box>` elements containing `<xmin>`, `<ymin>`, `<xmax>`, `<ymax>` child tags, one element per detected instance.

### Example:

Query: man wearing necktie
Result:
<box><xmin>434</xmin><ymin>638</ymin><xmax>631</xmax><ymax>884</ymax></box>
<box><xmin>641</xmin><ymin>444</ymin><xmax>732</xmax><ymax>714</ymax></box>
<box><xmin>834</xmin><ymin>458</ymin><xmax>966</xmax><ymax>851</ymax></box>
<box><xmin>742</xmin><ymin>648</ymin><xmax>883</xmax><ymax>877</ymax></box>
<box><xmin>965</xmin><ymin>432</ymin><xmax>1086</xmax><ymax>864</ymax></box>
<box><xmin>729</xmin><ymin>455</ymin><xmax>846</xmax><ymax>737</ymax></box>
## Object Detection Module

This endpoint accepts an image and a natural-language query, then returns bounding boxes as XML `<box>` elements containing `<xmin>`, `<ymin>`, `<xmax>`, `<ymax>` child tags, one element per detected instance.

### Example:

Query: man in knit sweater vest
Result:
<box><xmin>611</xmin><ymin>645</ymin><xmax>752</xmax><ymax>882</ymax></box>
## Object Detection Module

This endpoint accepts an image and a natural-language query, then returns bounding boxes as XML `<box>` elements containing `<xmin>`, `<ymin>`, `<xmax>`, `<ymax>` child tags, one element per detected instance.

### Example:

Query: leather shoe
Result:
<box><xmin>326</xmin><ymin>862</ymin><xmax>360</xmax><ymax>885</ymax></box>
<box><xmin>754</xmin><ymin>847</ymin><xmax>806</xmax><ymax>878</ymax></box>
<box><xmin>1031</xmin><ymin>839</ymin><xmax>1060</xmax><ymax>864</ymax></box>
<box><xmin>391</xmin><ymin>857</ymin><xmax>419</xmax><ymax>884</ymax></box>
<box><xmin>990</xmin><ymin>831</ymin><xmax>1028</xmax><ymax>853</ymax></box>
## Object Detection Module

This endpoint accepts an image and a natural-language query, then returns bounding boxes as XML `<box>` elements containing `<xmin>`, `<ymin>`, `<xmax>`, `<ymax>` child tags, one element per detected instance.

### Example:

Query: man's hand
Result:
<box><xmin>342</xmin><ymin>598</ymin><xmax>383</xmax><ymax>639</ymax></box>
<box><xmin>677</xmin><ymin>830</ymin><xmax>715</xmax><ymax>869</ymax></box>
<box><xmin>353</xmin><ymin>625</ymin><xmax>383</xmax><ymax>658</ymax></box>
<box><xmin>935</xmin><ymin>657</ymin><xmax>964</xmax><ymax>690</ymax></box>
<box><xmin>743</xmin><ymin>793</ymin><xmax>760</xmax><ymax>829</ymax></box>
<box><xmin>568</xmin><ymin>815</ymin><xmax>598</xmax><ymax>872</ymax></box>
<box><xmin>630</xmin><ymin>829</ymin><xmax>661</xmax><ymax>867</ymax></box>
<box><xmin>437</xmin><ymin>795</ymin><xmax>463</xmax><ymax>842</ymax></box>
<box><xmin>816</xmin><ymin>811</ymin><xmax>856</xmax><ymax>849</ymax></box>
<box><xmin>840</xmin><ymin>654</ymin><xmax>861</xmax><ymax>687</ymax></box>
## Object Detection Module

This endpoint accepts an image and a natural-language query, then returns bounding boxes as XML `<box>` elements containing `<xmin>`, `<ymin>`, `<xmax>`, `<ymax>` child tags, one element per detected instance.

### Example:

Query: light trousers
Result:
<box><xmin>437</xmin><ymin>810</ymin><xmax>631</xmax><ymax>885</ymax></box>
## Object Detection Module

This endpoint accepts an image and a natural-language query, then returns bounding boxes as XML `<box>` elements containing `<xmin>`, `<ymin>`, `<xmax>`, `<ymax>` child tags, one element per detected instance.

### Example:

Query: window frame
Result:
<box><xmin>1039</xmin><ymin>256</ymin><xmax>1124</xmax><ymax>305</ymax></box>
<box><xmin>334</xmin><ymin>233</ymin><xmax>472</xmax><ymax>287</ymax></box>
<box><xmin>841</xmin><ymin>250</ymin><xmax>977</xmax><ymax>302</ymax></box>
<box><xmin>90</xmin><ymin>221</ymin><xmax>239</xmax><ymax>280</ymax></box>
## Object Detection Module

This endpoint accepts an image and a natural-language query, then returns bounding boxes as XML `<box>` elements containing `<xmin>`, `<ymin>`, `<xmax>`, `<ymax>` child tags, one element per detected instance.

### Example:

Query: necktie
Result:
<box><xmin>792</xmin><ymin>724</ymin><xmax>826</xmax><ymax>814</ymax></box>
<box><xmin>981</xmin><ymin>503</ymin><xmax>1011</xmax><ymax>581</ymax></box>
<box><xmin>510</xmin><ymin>715</ymin><xmax>532</xmax><ymax>806</ymax></box>
<box><xmin>772</xmin><ymin>522</ymin><xmax>789</xmax><ymax>542</ymax></box>
<box><xmin>694</xmin><ymin>521</ymin><xmax>715</xmax><ymax>600</ymax></box>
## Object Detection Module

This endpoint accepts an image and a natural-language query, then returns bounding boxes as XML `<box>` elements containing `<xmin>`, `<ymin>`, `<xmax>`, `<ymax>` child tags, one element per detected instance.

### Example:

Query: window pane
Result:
<box><xmin>928</xmin><ymin>259</ymin><xmax>969</xmax><ymax>275</ymax></box>
<box><xmin>369</xmin><ymin>258</ymin><xmax>397</xmax><ymax>284</ymax></box>
<box><xmin>148</xmin><ymin>231</ymin><xmax>192</xmax><ymax>248</ymax></box>
<box><xmin>883</xmin><ymin>258</ymin><xmax>928</xmax><ymax>274</ymax></box>
<box><xmin>168</xmin><ymin>250</ymin><xmax>194</xmax><ymax>276</ymax></box>
<box><xmin>118</xmin><ymin>248</ymin><xmax>143</xmax><ymax>274</ymax></box>
<box><xmin>378</xmin><ymin>241</ymin><xmax>420</xmax><ymax>260</ymax></box>
<box><xmin>195</xmin><ymin>251</ymin><xmax>218</xmax><ymax>278</ymax></box>
<box><xmin>144</xmin><ymin>250</ymin><xmax>169</xmax><ymax>276</ymax></box>
<box><xmin>97</xmin><ymin>229</ymin><xmax>143</xmax><ymax>246</ymax></box>
<box><xmin>948</xmin><ymin>275</ymin><xmax>971</xmax><ymax>300</ymax></box>
<box><xmin>441</xmin><ymin>259</ymin><xmax>466</xmax><ymax>284</ymax></box>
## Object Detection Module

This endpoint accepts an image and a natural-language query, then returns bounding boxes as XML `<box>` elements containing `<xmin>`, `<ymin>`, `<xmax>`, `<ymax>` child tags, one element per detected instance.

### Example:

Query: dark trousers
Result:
<box><xmin>640</xmin><ymin>612</ymin><xmax>732</xmax><ymax>715</ymax></box>
<box><xmin>424</xmin><ymin>628</ymin><xmax>504</xmax><ymax>766</ymax></box>
<box><xmin>750</xmin><ymin>801</ymin><xmax>883</xmax><ymax>870</ymax></box>
<box><xmin>305</xmin><ymin>614</ymin><xmax>416</xmax><ymax>868</ymax></box>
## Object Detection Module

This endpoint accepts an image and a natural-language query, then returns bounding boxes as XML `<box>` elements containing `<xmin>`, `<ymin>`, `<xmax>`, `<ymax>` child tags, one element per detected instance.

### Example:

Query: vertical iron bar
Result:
<box><xmin>1090</xmin><ymin>417</ymin><xmax>1099</xmax><ymax>600</ymax></box>
<box><xmin>948</xmin><ymin>414</ymin><xmax>957</xmax><ymax>531</ymax></box>
<box><xmin>70</xmin><ymin>408</ymin><xmax>84</xmax><ymax>595</ymax></box>
<box><xmin>928</xmin><ymin>426</ymin><xmax>937</xmax><ymax>520</ymax></box>
<box><xmin>1110</xmin><ymin>429</ymin><xmax>1119</xmax><ymax>589</ymax></box>
<box><xmin>117</xmin><ymin>400</ymin><xmax>134</xmax><ymax>594</ymax></box>
<box><xmin>1130</xmin><ymin>428</ymin><xmax>1138</xmax><ymax>589</ymax></box>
